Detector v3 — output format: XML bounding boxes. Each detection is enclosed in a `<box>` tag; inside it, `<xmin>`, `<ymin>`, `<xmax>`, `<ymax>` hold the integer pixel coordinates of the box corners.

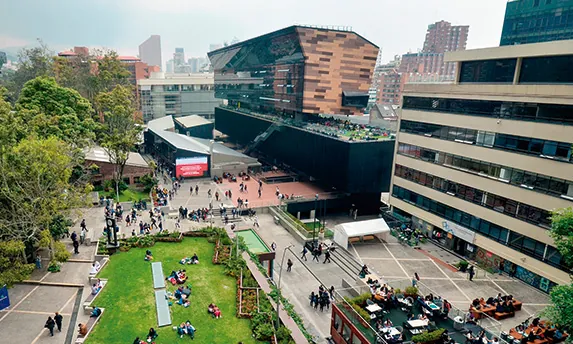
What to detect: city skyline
<box><xmin>0</xmin><ymin>0</ymin><xmax>507</xmax><ymax>65</ymax></box>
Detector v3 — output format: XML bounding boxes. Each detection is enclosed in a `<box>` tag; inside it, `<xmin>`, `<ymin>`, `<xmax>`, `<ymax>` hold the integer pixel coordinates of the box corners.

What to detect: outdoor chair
<box><xmin>396</xmin><ymin>326</ymin><xmax>404</xmax><ymax>333</ymax></box>
<box><xmin>367</xmin><ymin>299</ymin><xmax>375</xmax><ymax>306</ymax></box>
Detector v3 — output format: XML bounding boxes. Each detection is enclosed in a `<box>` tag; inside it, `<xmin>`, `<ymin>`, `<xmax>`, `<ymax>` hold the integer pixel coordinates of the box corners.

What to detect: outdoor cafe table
<box><xmin>366</xmin><ymin>304</ymin><xmax>383</xmax><ymax>313</ymax></box>
<box><xmin>408</xmin><ymin>319</ymin><xmax>429</xmax><ymax>328</ymax></box>
<box><xmin>381</xmin><ymin>327</ymin><xmax>402</xmax><ymax>337</ymax></box>
<box><xmin>426</xmin><ymin>302</ymin><xmax>440</xmax><ymax>311</ymax></box>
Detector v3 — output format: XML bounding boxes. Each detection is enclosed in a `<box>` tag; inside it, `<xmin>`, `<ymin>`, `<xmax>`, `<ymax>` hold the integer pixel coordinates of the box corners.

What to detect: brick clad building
<box><xmin>85</xmin><ymin>146</ymin><xmax>152</xmax><ymax>187</ymax></box>
<box><xmin>208</xmin><ymin>25</ymin><xmax>379</xmax><ymax>116</ymax></box>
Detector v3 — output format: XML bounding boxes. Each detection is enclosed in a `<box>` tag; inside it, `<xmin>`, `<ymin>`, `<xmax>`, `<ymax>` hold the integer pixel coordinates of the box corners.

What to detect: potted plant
<box><xmin>404</xmin><ymin>286</ymin><xmax>419</xmax><ymax>297</ymax></box>
<box><xmin>457</xmin><ymin>260</ymin><xmax>469</xmax><ymax>272</ymax></box>
<box><xmin>412</xmin><ymin>328</ymin><xmax>445</xmax><ymax>344</ymax></box>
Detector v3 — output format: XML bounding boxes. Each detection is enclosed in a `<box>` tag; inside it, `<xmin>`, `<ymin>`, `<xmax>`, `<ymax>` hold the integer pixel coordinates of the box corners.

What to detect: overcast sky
<box><xmin>0</xmin><ymin>0</ymin><xmax>507</xmax><ymax>66</ymax></box>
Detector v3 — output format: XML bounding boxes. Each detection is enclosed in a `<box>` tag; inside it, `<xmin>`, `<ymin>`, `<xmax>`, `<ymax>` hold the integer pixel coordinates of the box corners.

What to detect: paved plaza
<box><xmin>0</xmin><ymin>176</ymin><xmax>551</xmax><ymax>343</ymax></box>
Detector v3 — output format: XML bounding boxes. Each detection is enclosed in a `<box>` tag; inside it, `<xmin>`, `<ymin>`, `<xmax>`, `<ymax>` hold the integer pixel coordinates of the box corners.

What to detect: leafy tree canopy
<box><xmin>0</xmin><ymin>137</ymin><xmax>88</xmax><ymax>243</ymax></box>
<box><xmin>0</xmin><ymin>240</ymin><xmax>34</xmax><ymax>287</ymax></box>
<box><xmin>549</xmin><ymin>207</ymin><xmax>573</xmax><ymax>269</ymax></box>
<box><xmin>16</xmin><ymin>76</ymin><xmax>97</xmax><ymax>145</ymax></box>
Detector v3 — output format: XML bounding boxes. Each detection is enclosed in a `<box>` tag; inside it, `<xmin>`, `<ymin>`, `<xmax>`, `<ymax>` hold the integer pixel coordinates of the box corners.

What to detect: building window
<box><xmin>333</xmin><ymin>313</ymin><xmax>341</xmax><ymax>331</ymax></box>
<box><xmin>519</xmin><ymin>55</ymin><xmax>573</xmax><ymax>84</ymax></box>
<box><xmin>343</xmin><ymin>324</ymin><xmax>352</xmax><ymax>342</ymax></box>
<box><xmin>397</xmin><ymin>143</ymin><xmax>573</xmax><ymax>201</ymax></box>
<box><xmin>402</xmin><ymin>96</ymin><xmax>573</xmax><ymax>125</ymax></box>
<box><xmin>352</xmin><ymin>334</ymin><xmax>364</xmax><ymax>344</ymax></box>
<box><xmin>392</xmin><ymin>185</ymin><xmax>569</xmax><ymax>272</ymax></box>
<box><xmin>459</xmin><ymin>59</ymin><xmax>517</xmax><ymax>83</ymax></box>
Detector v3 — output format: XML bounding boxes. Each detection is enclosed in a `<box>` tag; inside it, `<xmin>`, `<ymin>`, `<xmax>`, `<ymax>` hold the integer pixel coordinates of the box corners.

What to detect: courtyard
<box><xmin>87</xmin><ymin>237</ymin><xmax>257</xmax><ymax>344</ymax></box>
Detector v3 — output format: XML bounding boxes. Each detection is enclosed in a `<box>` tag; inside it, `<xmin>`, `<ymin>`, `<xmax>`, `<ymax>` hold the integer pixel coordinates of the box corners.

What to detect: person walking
<box><xmin>329</xmin><ymin>286</ymin><xmax>335</xmax><ymax>300</ymax></box>
<box><xmin>312</xmin><ymin>248</ymin><xmax>320</xmax><ymax>262</ymax></box>
<box><xmin>323</xmin><ymin>250</ymin><xmax>331</xmax><ymax>264</ymax></box>
<box><xmin>54</xmin><ymin>312</ymin><xmax>63</xmax><ymax>332</ymax></box>
<box><xmin>468</xmin><ymin>265</ymin><xmax>475</xmax><ymax>281</ymax></box>
<box><xmin>45</xmin><ymin>316</ymin><xmax>55</xmax><ymax>336</ymax></box>
<box><xmin>286</xmin><ymin>259</ymin><xmax>293</xmax><ymax>272</ymax></box>
<box><xmin>72</xmin><ymin>240</ymin><xmax>79</xmax><ymax>255</ymax></box>
<box><xmin>253</xmin><ymin>215</ymin><xmax>260</xmax><ymax>228</ymax></box>
<box><xmin>309</xmin><ymin>292</ymin><xmax>316</xmax><ymax>307</ymax></box>
<box><xmin>258</xmin><ymin>188</ymin><xmax>262</xmax><ymax>198</ymax></box>
<box><xmin>215</xmin><ymin>191</ymin><xmax>219</xmax><ymax>201</ymax></box>
<box><xmin>70</xmin><ymin>231</ymin><xmax>78</xmax><ymax>243</ymax></box>
<box><xmin>195</xmin><ymin>184</ymin><xmax>199</xmax><ymax>195</ymax></box>
<box><xmin>301</xmin><ymin>246</ymin><xmax>308</xmax><ymax>261</ymax></box>
<box><xmin>190</xmin><ymin>186</ymin><xmax>193</xmax><ymax>195</ymax></box>
<box><xmin>80</xmin><ymin>227</ymin><xmax>88</xmax><ymax>245</ymax></box>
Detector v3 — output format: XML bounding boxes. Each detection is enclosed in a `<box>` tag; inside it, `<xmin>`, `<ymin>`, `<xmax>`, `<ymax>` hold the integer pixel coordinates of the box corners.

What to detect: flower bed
<box><xmin>154</xmin><ymin>231</ymin><xmax>183</xmax><ymax>242</ymax></box>
<box><xmin>212</xmin><ymin>241</ymin><xmax>231</xmax><ymax>264</ymax></box>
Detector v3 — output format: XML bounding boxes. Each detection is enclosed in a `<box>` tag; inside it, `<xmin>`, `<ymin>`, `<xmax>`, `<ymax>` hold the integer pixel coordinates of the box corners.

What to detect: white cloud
<box><xmin>0</xmin><ymin>34</ymin><xmax>31</xmax><ymax>48</ymax></box>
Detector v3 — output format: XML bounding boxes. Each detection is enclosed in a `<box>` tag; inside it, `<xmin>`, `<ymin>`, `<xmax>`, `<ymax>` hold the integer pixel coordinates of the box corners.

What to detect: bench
<box><xmin>75</xmin><ymin>308</ymin><xmax>105</xmax><ymax>343</ymax></box>
<box><xmin>494</xmin><ymin>311</ymin><xmax>515</xmax><ymax>320</ymax></box>
<box><xmin>154</xmin><ymin>289</ymin><xmax>171</xmax><ymax>327</ymax></box>
<box><xmin>151</xmin><ymin>262</ymin><xmax>166</xmax><ymax>289</ymax></box>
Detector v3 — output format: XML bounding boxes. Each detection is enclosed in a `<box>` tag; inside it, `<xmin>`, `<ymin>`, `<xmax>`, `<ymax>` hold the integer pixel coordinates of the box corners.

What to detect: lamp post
<box><xmin>276</xmin><ymin>244</ymin><xmax>294</xmax><ymax>330</ymax></box>
<box><xmin>312</xmin><ymin>194</ymin><xmax>319</xmax><ymax>248</ymax></box>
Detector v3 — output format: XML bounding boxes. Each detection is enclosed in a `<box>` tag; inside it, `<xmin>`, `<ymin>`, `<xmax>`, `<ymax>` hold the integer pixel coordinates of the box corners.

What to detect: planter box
<box><xmin>155</xmin><ymin>232</ymin><xmax>183</xmax><ymax>242</ymax></box>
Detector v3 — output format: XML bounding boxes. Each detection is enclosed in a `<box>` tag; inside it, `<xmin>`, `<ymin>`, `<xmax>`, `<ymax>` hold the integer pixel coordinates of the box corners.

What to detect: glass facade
<box><xmin>519</xmin><ymin>55</ymin><xmax>573</xmax><ymax>83</ymax></box>
<box><xmin>402</xmin><ymin>96</ymin><xmax>573</xmax><ymax>125</ymax></box>
<box><xmin>400</xmin><ymin>120</ymin><xmax>573</xmax><ymax>162</ymax></box>
<box><xmin>500</xmin><ymin>0</ymin><xmax>573</xmax><ymax>46</ymax></box>
<box><xmin>459</xmin><ymin>59</ymin><xmax>517</xmax><ymax>83</ymax></box>
<box><xmin>397</xmin><ymin>143</ymin><xmax>573</xmax><ymax>200</ymax></box>
<box><xmin>394</xmin><ymin>164</ymin><xmax>552</xmax><ymax>228</ymax></box>
<box><xmin>208</xmin><ymin>28</ymin><xmax>305</xmax><ymax>114</ymax></box>
<box><xmin>392</xmin><ymin>185</ymin><xmax>569</xmax><ymax>272</ymax></box>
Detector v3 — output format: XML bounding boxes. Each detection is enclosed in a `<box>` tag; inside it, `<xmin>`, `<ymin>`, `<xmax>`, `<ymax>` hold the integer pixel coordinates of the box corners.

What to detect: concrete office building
<box><xmin>138</xmin><ymin>72</ymin><xmax>222</xmax><ymax>123</ymax></box>
<box><xmin>500</xmin><ymin>0</ymin><xmax>573</xmax><ymax>46</ymax></box>
<box><xmin>388</xmin><ymin>40</ymin><xmax>573</xmax><ymax>291</ymax></box>
<box><xmin>139</xmin><ymin>35</ymin><xmax>162</xmax><ymax>69</ymax></box>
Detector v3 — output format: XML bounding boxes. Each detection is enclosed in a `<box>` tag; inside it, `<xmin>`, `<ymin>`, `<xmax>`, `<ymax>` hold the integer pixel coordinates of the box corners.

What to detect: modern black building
<box><xmin>174</xmin><ymin>115</ymin><xmax>214</xmax><ymax>139</ymax></box>
<box><xmin>500</xmin><ymin>0</ymin><xmax>573</xmax><ymax>46</ymax></box>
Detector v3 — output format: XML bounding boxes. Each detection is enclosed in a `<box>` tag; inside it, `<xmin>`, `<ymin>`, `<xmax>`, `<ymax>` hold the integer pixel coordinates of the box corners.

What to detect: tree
<box><xmin>16</xmin><ymin>76</ymin><xmax>97</xmax><ymax>146</ymax></box>
<box><xmin>0</xmin><ymin>87</ymin><xmax>27</xmax><ymax>149</ymax></box>
<box><xmin>6</xmin><ymin>40</ymin><xmax>54</xmax><ymax>102</ymax></box>
<box><xmin>0</xmin><ymin>240</ymin><xmax>35</xmax><ymax>287</ymax></box>
<box><xmin>549</xmin><ymin>208</ymin><xmax>573</xmax><ymax>269</ymax></box>
<box><xmin>543</xmin><ymin>208</ymin><xmax>573</xmax><ymax>330</ymax></box>
<box><xmin>0</xmin><ymin>137</ymin><xmax>88</xmax><ymax>243</ymax></box>
<box><xmin>95</xmin><ymin>85</ymin><xmax>142</xmax><ymax>200</ymax></box>
<box><xmin>543</xmin><ymin>284</ymin><xmax>573</xmax><ymax>329</ymax></box>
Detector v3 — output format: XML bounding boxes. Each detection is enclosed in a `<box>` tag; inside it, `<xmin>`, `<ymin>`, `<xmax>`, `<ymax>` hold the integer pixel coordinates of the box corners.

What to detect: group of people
<box><xmin>178</xmin><ymin>206</ymin><xmax>210</xmax><ymax>223</ymax></box>
<box><xmin>133</xmin><ymin>327</ymin><xmax>158</xmax><ymax>344</ymax></box>
<box><xmin>513</xmin><ymin>317</ymin><xmax>566</xmax><ymax>344</ymax></box>
<box><xmin>145</xmin><ymin>249</ymin><xmax>154</xmax><ymax>261</ymax></box>
<box><xmin>300</xmin><ymin>242</ymin><xmax>334</xmax><ymax>263</ymax></box>
<box><xmin>471</xmin><ymin>293</ymin><xmax>517</xmax><ymax>313</ymax></box>
<box><xmin>171</xmin><ymin>285</ymin><xmax>192</xmax><ymax>307</ymax></box>
<box><xmin>466</xmin><ymin>330</ymin><xmax>500</xmax><ymax>344</ymax></box>
<box><xmin>308</xmin><ymin>285</ymin><xmax>335</xmax><ymax>312</ymax></box>
<box><xmin>91</xmin><ymin>278</ymin><xmax>103</xmax><ymax>295</ymax></box>
<box><xmin>177</xmin><ymin>321</ymin><xmax>196</xmax><ymax>339</ymax></box>
<box><xmin>180</xmin><ymin>254</ymin><xmax>199</xmax><ymax>265</ymax></box>
<box><xmin>207</xmin><ymin>303</ymin><xmax>222</xmax><ymax>318</ymax></box>
<box><xmin>153</xmin><ymin>186</ymin><xmax>171</xmax><ymax>206</ymax></box>
<box><xmin>43</xmin><ymin>312</ymin><xmax>64</xmax><ymax>336</ymax></box>
<box><xmin>167</xmin><ymin>269</ymin><xmax>188</xmax><ymax>285</ymax></box>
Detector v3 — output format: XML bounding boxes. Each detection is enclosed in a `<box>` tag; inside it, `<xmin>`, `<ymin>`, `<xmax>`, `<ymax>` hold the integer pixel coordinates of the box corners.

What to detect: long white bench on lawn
<box><xmin>151</xmin><ymin>262</ymin><xmax>165</xmax><ymax>289</ymax></box>
<box><xmin>154</xmin><ymin>289</ymin><xmax>171</xmax><ymax>327</ymax></box>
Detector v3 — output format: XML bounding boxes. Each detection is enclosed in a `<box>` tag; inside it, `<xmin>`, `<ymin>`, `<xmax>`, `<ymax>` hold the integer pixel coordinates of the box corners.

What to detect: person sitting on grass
<box><xmin>208</xmin><ymin>303</ymin><xmax>215</xmax><ymax>315</ymax></box>
<box><xmin>147</xmin><ymin>327</ymin><xmax>158</xmax><ymax>341</ymax></box>
<box><xmin>191</xmin><ymin>253</ymin><xmax>199</xmax><ymax>264</ymax></box>
<box><xmin>182</xmin><ymin>285</ymin><xmax>191</xmax><ymax>297</ymax></box>
<box><xmin>145</xmin><ymin>250</ymin><xmax>153</xmax><ymax>261</ymax></box>
<box><xmin>177</xmin><ymin>294</ymin><xmax>190</xmax><ymax>307</ymax></box>
<box><xmin>178</xmin><ymin>321</ymin><xmax>196</xmax><ymax>339</ymax></box>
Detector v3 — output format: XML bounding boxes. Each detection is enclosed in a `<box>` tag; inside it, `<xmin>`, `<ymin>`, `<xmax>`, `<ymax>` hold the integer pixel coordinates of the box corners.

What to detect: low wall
<box><xmin>268</xmin><ymin>207</ymin><xmax>307</xmax><ymax>244</ymax></box>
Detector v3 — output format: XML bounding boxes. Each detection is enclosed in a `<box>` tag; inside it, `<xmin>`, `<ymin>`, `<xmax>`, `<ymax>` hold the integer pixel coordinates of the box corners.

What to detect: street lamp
<box><xmin>276</xmin><ymin>244</ymin><xmax>294</xmax><ymax>330</ymax></box>
<box><xmin>312</xmin><ymin>194</ymin><xmax>319</xmax><ymax>248</ymax></box>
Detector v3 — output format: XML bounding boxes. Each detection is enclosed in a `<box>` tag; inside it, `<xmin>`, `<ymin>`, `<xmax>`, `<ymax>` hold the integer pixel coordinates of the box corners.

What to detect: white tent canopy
<box><xmin>333</xmin><ymin>218</ymin><xmax>391</xmax><ymax>250</ymax></box>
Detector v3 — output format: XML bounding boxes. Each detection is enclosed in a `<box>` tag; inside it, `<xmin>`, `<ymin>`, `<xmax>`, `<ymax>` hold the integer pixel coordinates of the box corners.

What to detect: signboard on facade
<box><xmin>442</xmin><ymin>220</ymin><xmax>476</xmax><ymax>244</ymax></box>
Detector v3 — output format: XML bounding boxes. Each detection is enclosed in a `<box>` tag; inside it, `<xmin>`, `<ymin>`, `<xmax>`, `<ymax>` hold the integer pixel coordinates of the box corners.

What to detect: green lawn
<box><xmin>99</xmin><ymin>188</ymin><xmax>150</xmax><ymax>202</ymax></box>
<box><xmin>87</xmin><ymin>238</ymin><xmax>258</xmax><ymax>344</ymax></box>
<box><xmin>303</xmin><ymin>222</ymin><xmax>334</xmax><ymax>238</ymax></box>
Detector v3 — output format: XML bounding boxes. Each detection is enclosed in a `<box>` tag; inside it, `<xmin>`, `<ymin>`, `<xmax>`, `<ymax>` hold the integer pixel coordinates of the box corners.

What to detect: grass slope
<box><xmin>87</xmin><ymin>238</ymin><xmax>257</xmax><ymax>344</ymax></box>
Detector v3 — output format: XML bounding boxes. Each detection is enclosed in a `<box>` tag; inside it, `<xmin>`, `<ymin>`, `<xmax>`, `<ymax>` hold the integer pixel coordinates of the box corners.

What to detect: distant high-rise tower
<box><xmin>400</xmin><ymin>20</ymin><xmax>469</xmax><ymax>78</ymax></box>
<box><xmin>139</xmin><ymin>35</ymin><xmax>162</xmax><ymax>69</ymax></box>
<box><xmin>422</xmin><ymin>20</ymin><xmax>469</xmax><ymax>53</ymax></box>
<box><xmin>173</xmin><ymin>48</ymin><xmax>185</xmax><ymax>72</ymax></box>
<box><xmin>500</xmin><ymin>0</ymin><xmax>573</xmax><ymax>46</ymax></box>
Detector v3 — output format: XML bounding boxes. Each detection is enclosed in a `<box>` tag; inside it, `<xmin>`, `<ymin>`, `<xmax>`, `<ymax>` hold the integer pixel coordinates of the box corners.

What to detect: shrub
<box><xmin>276</xmin><ymin>325</ymin><xmax>292</xmax><ymax>342</ymax></box>
<box><xmin>47</xmin><ymin>261</ymin><xmax>61</xmax><ymax>273</ymax></box>
<box><xmin>412</xmin><ymin>328</ymin><xmax>445</xmax><ymax>343</ymax></box>
<box><xmin>351</xmin><ymin>303</ymin><xmax>371</xmax><ymax>323</ymax></box>
<box><xmin>349</xmin><ymin>293</ymin><xmax>372</xmax><ymax>306</ymax></box>
<box><xmin>405</xmin><ymin>286</ymin><xmax>419</xmax><ymax>296</ymax></box>
<box><xmin>54</xmin><ymin>241</ymin><xmax>71</xmax><ymax>263</ymax></box>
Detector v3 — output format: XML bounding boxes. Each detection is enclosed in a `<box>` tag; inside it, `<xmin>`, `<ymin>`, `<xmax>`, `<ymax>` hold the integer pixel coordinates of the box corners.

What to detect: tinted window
<box><xmin>520</xmin><ymin>55</ymin><xmax>573</xmax><ymax>84</ymax></box>
<box><xmin>460</xmin><ymin>59</ymin><xmax>517</xmax><ymax>83</ymax></box>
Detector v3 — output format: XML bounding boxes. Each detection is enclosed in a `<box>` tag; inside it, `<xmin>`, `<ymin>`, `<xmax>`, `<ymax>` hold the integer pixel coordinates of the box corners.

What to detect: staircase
<box><xmin>330</xmin><ymin>243</ymin><xmax>364</xmax><ymax>280</ymax></box>
<box><xmin>212</xmin><ymin>208</ymin><xmax>243</xmax><ymax>224</ymax></box>
<box><xmin>244</xmin><ymin>122</ymin><xmax>282</xmax><ymax>155</ymax></box>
